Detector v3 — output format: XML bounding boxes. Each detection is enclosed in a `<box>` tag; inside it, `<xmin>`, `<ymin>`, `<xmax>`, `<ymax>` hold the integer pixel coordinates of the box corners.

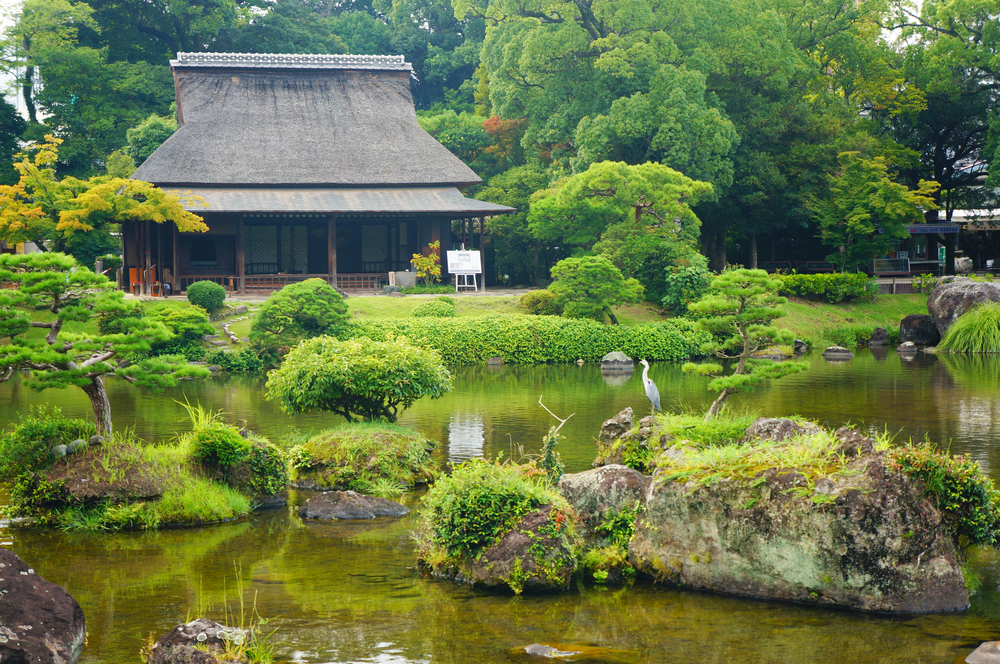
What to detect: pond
<box><xmin>3</xmin><ymin>350</ymin><xmax>1000</xmax><ymax>663</ymax></box>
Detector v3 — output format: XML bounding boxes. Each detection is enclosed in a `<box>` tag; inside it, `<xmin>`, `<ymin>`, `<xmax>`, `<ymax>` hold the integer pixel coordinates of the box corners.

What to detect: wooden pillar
<box><xmin>172</xmin><ymin>225</ymin><xmax>178</xmax><ymax>294</ymax></box>
<box><xmin>237</xmin><ymin>215</ymin><xmax>245</xmax><ymax>294</ymax></box>
<box><xmin>144</xmin><ymin>219</ymin><xmax>152</xmax><ymax>295</ymax></box>
<box><xmin>328</xmin><ymin>215</ymin><xmax>337</xmax><ymax>287</ymax></box>
<box><xmin>121</xmin><ymin>221</ymin><xmax>129</xmax><ymax>292</ymax></box>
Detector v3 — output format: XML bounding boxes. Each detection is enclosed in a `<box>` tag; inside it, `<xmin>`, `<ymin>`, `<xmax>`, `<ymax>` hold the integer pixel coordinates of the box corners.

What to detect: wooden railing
<box><xmin>175</xmin><ymin>273</ymin><xmax>390</xmax><ymax>294</ymax></box>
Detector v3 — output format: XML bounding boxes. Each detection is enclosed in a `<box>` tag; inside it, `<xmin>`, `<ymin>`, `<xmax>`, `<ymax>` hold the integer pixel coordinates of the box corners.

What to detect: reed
<box><xmin>939</xmin><ymin>302</ymin><xmax>1000</xmax><ymax>353</ymax></box>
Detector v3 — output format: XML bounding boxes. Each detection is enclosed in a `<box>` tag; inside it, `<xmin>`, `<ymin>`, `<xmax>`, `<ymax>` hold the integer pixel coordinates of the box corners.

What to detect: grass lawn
<box><xmin>776</xmin><ymin>294</ymin><xmax>928</xmax><ymax>346</ymax></box>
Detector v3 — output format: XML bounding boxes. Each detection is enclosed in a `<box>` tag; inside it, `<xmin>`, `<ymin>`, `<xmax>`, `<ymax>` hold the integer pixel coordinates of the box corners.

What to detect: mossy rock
<box><xmin>290</xmin><ymin>423</ymin><xmax>437</xmax><ymax>493</ymax></box>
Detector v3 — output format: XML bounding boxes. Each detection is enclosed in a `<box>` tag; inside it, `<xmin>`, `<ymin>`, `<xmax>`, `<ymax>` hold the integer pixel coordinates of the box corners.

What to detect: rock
<box><xmin>742</xmin><ymin>418</ymin><xmax>820</xmax><ymax>443</ymax></box>
<box><xmin>822</xmin><ymin>345</ymin><xmax>854</xmax><ymax>360</ymax></box>
<box><xmin>833</xmin><ymin>427</ymin><xmax>874</xmax><ymax>458</ymax></box>
<box><xmin>487</xmin><ymin>356</ymin><xmax>504</xmax><ymax>366</ymax></box>
<box><xmin>900</xmin><ymin>314</ymin><xmax>940</xmax><ymax>345</ymax></box>
<box><xmin>594</xmin><ymin>408</ymin><xmax>634</xmax><ymax>467</ymax></box>
<box><xmin>299</xmin><ymin>491</ymin><xmax>409</xmax><ymax>520</ymax></box>
<box><xmin>66</xmin><ymin>439</ymin><xmax>87</xmax><ymax>455</ymax></box>
<box><xmin>146</xmin><ymin>618</ymin><xmax>251</xmax><ymax>664</ymax></box>
<box><xmin>448</xmin><ymin>505</ymin><xmax>577</xmax><ymax>592</ymax></box>
<box><xmin>209</xmin><ymin>340</ymin><xmax>229</xmax><ymax>346</ymax></box>
<box><xmin>752</xmin><ymin>346</ymin><xmax>794</xmax><ymax>360</ymax></box>
<box><xmin>967</xmin><ymin>641</ymin><xmax>1000</xmax><ymax>664</ymax></box>
<box><xmin>382</xmin><ymin>285</ymin><xmax>403</xmax><ymax>295</ymax></box>
<box><xmin>511</xmin><ymin>643</ymin><xmax>640</xmax><ymax>662</ymax></box>
<box><xmin>601</xmin><ymin>351</ymin><xmax>633</xmax><ymax>368</ymax></box>
<box><xmin>576</xmin><ymin>358</ymin><xmax>585</xmax><ymax>365</ymax></box>
<box><xmin>558</xmin><ymin>465</ymin><xmax>649</xmax><ymax>542</ymax></box>
<box><xmin>233</xmin><ymin>304</ymin><xmax>248</xmax><ymax>314</ymax></box>
<box><xmin>207</xmin><ymin>365</ymin><xmax>223</xmax><ymax>373</ymax></box>
<box><xmin>794</xmin><ymin>339</ymin><xmax>808</xmax><ymax>354</ymax></box>
<box><xmin>201</xmin><ymin>334</ymin><xmax>219</xmax><ymax>341</ymax></box>
<box><xmin>897</xmin><ymin>341</ymin><xmax>918</xmax><ymax>353</ymax></box>
<box><xmin>523</xmin><ymin>644</ymin><xmax>582</xmax><ymax>658</ymax></box>
<box><xmin>50</xmin><ymin>444</ymin><xmax>67</xmax><ymax>459</ymax></box>
<box><xmin>629</xmin><ymin>454</ymin><xmax>969</xmax><ymax>613</ymax></box>
<box><xmin>87</xmin><ymin>435</ymin><xmax>105</xmax><ymax>447</ymax></box>
<box><xmin>868</xmin><ymin>327</ymin><xmax>889</xmax><ymax>347</ymax></box>
<box><xmin>0</xmin><ymin>549</ymin><xmax>86</xmax><ymax>664</ymax></box>
<box><xmin>927</xmin><ymin>278</ymin><xmax>1000</xmax><ymax>336</ymax></box>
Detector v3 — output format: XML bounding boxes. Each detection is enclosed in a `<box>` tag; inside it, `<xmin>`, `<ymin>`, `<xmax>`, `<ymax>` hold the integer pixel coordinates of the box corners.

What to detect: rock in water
<box><xmin>628</xmin><ymin>452</ymin><xmax>969</xmax><ymax>613</ymax></box>
<box><xmin>299</xmin><ymin>490</ymin><xmax>409</xmax><ymax>520</ymax></box>
<box><xmin>600</xmin><ymin>351</ymin><xmax>633</xmax><ymax>367</ymax></box>
<box><xmin>0</xmin><ymin>549</ymin><xmax>86</xmax><ymax>664</ymax></box>
<box><xmin>559</xmin><ymin>465</ymin><xmax>649</xmax><ymax>542</ymax></box>
<box><xmin>822</xmin><ymin>346</ymin><xmax>854</xmax><ymax>360</ymax></box>
<box><xmin>966</xmin><ymin>641</ymin><xmax>1000</xmax><ymax>664</ymax></box>
<box><xmin>147</xmin><ymin>618</ymin><xmax>251</xmax><ymax>664</ymax></box>
<box><xmin>900</xmin><ymin>314</ymin><xmax>940</xmax><ymax>345</ymax></box>
<box><xmin>869</xmin><ymin>327</ymin><xmax>889</xmax><ymax>347</ymax></box>
<box><xmin>927</xmin><ymin>278</ymin><xmax>1000</xmax><ymax>336</ymax></box>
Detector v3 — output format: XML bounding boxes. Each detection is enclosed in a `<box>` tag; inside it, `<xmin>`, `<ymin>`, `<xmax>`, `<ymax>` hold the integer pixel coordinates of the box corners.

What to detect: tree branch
<box><xmin>538</xmin><ymin>395</ymin><xmax>575</xmax><ymax>435</ymax></box>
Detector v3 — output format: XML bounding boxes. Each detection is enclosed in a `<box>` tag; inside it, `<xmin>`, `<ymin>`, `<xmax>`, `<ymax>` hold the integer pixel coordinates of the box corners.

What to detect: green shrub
<box><xmin>413</xmin><ymin>300</ymin><xmax>458</xmax><ymax>318</ymax></box>
<box><xmin>97</xmin><ymin>254</ymin><xmax>123</xmax><ymax>272</ymax></box>
<box><xmin>938</xmin><ymin>302</ymin><xmax>1000</xmax><ymax>353</ymax></box>
<box><xmin>148</xmin><ymin>304</ymin><xmax>214</xmax><ymax>340</ymax></box>
<box><xmin>250</xmin><ymin>278</ymin><xmax>349</xmax><ymax>351</ymax></box>
<box><xmin>186</xmin><ymin>280</ymin><xmax>227</xmax><ymax>313</ymax></box>
<box><xmin>778</xmin><ymin>273</ymin><xmax>878</xmax><ymax>303</ymax></box>
<box><xmin>662</xmin><ymin>263</ymin><xmax>712</xmax><ymax>315</ymax></box>
<box><xmin>225</xmin><ymin>438</ymin><xmax>289</xmax><ymax>496</ymax></box>
<box><xmin>400</xmin><ymin>284</ymin><xmax>455</xmax><ymax>294</ymax></box>
<box><xmin>888</xmin><ymin>443</ymin><xmax>1000</xmax><ymax>548</ymax></box>
<box><xmin>293</xmin><ymin>422</ymin><xmax>437</xmax><ymax>492</ymax></box>
<box><xmin>97</xmin><ymin>301</ymin><xmax>146</xmax><ymax>335</ymax></box>
<box><xmin>550</xmin><ymin>256</ymin><xmax>643</xmax><ymax>322</ymax></box>
<box><xmin>205</xmin><ymin>347</ymin><xmax>263</xmax><ymax>373</ymax></box>
<box><xmin>658</xmin><ymin>412</ymin><xmax>758</xmax><ymax>447</ymax></box>
<box><xmin>190</xmin><ymin>422</ymin><xmax>253</xmax><ymax>467</ymax></box>
<box><xmin>436</xmin><ymin>296</ymin><xmax>456</xmax><ymax>306</ymax></box>
<box><xmin>519</xmin><ymin>290</ymin><xmax>563</xmax><ymax>316</ymax></box>
<box><xmin>824</xmin><ymin>323</ymin><xmax>901</xmax><ymax>348</ymax></box>
<box><xmin>913</xmin><ymin>273</ymin><xmax>938</xmax><ymax>293</ymax></box>
<box><xmin>344</xmin><ymin>315</ymin><xmax>710</xmax><ymax>365</ymax></box>
<box><xmin>0</xmin><ymin>407</ymin><xmax>96</xmax><ymax>479</ymax></box>
<box><xmin>417</xmin><ymin>459</ymin><xmax>568</xmax><ymax>557</ymax></box>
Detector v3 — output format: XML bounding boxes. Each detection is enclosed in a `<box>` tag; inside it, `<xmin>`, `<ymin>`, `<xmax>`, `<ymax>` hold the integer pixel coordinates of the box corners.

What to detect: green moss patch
<box><xmin>290</xmin><ymin>422</ymin><xmax>437</xmax><ymax>495</ymax></box>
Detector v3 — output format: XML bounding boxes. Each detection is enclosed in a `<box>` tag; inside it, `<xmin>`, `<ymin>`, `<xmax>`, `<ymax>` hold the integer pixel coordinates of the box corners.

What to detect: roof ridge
<box><xmin>171</xmin><ymin>52</ymin><xmax>412</xmax><ymax>71</ymax></box>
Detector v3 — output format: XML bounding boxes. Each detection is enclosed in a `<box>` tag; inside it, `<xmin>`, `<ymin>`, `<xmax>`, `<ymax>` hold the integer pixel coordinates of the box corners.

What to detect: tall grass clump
<box><xmin>938</xmin><ymin>302</ymin><xmax>1000</xmax><ymax>353</ymax></box>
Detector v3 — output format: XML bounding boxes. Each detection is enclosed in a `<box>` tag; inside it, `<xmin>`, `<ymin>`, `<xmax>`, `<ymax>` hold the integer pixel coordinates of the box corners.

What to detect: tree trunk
<box><xmin>749</xmin><ymin>232</ymin><xmax>758</xmax><ymax>269</ymax></box>
<box><xmin>702</xmin><ymin>225</ymin><xmax>728</xmax><ymax>272</ymax></box>
<box><xmin>22</xmin><ymin>64</ymin><xmax>36</xmax><ymax>125</ymax></box>
<box><xmin>706</xmin><ymin>388</ymin><xmax>731</xmax><ymax>420</ymax></box>
<box><xmin>82</xmin><ymin>377</ymin><xmax>113</xmax><ymax>435</ymax></box>
<box><xmin>608</xmin><ymin>310</ymin><xmax>620</xmax><ymax>325</ymax></box>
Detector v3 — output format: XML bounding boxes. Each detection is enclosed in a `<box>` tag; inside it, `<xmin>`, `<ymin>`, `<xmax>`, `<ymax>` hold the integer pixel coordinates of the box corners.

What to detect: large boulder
<box><xmin>927</xmin><ymin>278</ymin><xmax>1000</xmax><ymax>336</ymax></box>
<box><xmin>869</xmin><ymin>327</ymin><xmax>889</xmax><ymax>347</ymax></box>
<box><xmin>299</xmin><ymin>491</ymin><xmax>409</xmax><ymax>519</ymax></box>
<box><xmin>593</xmin><ymin>408</ymin><xmax>634</xmax><ymax>467</ymax></box>
<box><xmin>146</xmin><ymin>618</ymin><xmax>252</xmax><ymax>664</ymax></box>
<box><xmin>629</xmin><ymin>454</ymin><xmax>969</xmax><ymax>613</ymax></box>
<box><xmin>0</xmin><ymin>549</ymin><xmax>86</xmax><ymax>664</ymax></box>
<box><xmin>442</xmin><ymin>506</ymin><xmax>578</xmax><ymax>593</ymax></box>
<box><xmin>742</xmin><ymin>418</ymin><xmax>820</xmax><ymax>443</ymax></box>
<box><xmin>558</xmin><ymin>465</ymin><xmax>649</xmax><ymax>542</ymax></box>
<box><xmin>900</xmin><ymin>314</ymin><xmax>941</xmax><ymax>345</ymax></box>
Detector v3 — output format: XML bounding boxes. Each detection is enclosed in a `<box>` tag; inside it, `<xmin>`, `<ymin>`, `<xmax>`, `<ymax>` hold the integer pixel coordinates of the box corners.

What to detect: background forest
<box><xmin>0</xmin><ymin>0</ymin><xmax>997</xmax><ymax>293</ymax></box>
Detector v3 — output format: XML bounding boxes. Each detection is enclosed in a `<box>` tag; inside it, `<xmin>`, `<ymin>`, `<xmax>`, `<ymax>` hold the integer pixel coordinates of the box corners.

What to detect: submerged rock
<box><xmin>299</xmin><ymin>490</ymin><xmax>409</xmax><ymax>520</ymax></box>
<box><xmin>900</xmin><ymin>314</ymin><xmax>940</xmax><ymax>346</ymax></box>
<box><xmin>147</xmin><ymin>618</ymin><xmax>251</xmax><ymax>664</ymax></box>
<box><xmin>0</xmin><ymin>549</ymin><xmax>86</xmax><ymax>664</ymax></box>
<box><xmin>629</xmin><ymin>451</ymin><xmax>968</xmax><ymax>613</ymax></box>
<box><xmin>927</xmin><ymin>278</ymin><xmax>1000</xmax><ymax>336</ymax></box>
<box><xmin>510</xmin><ymin>643</ymin><xmax>641</xmax><ymax>662</ymax></box>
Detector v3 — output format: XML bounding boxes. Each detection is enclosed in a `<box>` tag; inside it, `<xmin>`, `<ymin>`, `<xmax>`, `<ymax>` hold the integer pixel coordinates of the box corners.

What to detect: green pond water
<box><xmin>3</xmin><ymin>350</ymin><xmax>1000</xmax><ymax>663</ymax></box>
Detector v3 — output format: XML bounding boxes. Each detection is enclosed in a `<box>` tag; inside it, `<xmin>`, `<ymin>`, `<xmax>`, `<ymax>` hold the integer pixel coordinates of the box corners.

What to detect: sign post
<box><xmin>446</xmin><ymin>250</ymin><xmax>482</xmax><ymax>293</ymax></box>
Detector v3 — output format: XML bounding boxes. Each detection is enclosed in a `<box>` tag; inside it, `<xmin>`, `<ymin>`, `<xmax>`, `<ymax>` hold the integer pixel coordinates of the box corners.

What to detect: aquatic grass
<box><xmin>154</xmin><ymin>475</ymin><xmax>252</xmax><ymax>525</ymax></box>
<box><xmin>655</xmin><ymin>411</ymin><xmax>759</xmax><ymax>447</ymax></box>
<box><xmin>938</xmin><ymin>302</ymin><xmax>1000</xmax><ymax>353</ymax></box>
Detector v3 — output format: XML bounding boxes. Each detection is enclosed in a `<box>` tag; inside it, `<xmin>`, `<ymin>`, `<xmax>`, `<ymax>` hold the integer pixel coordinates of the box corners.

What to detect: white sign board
<box><xmin>446</xmin><ymin>250</ymin><xmax>482</xmax><ymax>275</ymax></box>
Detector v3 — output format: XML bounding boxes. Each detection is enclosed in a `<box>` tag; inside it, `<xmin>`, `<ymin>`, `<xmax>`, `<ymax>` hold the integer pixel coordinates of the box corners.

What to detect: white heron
<box><xmin>639</xmin><ymin>359</ymin><xmax>661</xmax><ymax>415</ymax></box>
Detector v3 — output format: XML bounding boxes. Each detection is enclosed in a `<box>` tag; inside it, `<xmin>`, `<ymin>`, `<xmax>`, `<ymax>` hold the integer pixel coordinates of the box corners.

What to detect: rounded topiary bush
<box><xmin>250</xmin><ymin>278</ymin><xmax>349</xmax><ymax>351</ymax></box>
<box><xmin>190</xmin><ymin>422</ymin><xmax>252</xmax><ymax>467</ymax></box>
<box><xmin>519</xmin><ymin>289</ymin><xmax>562</xmax><ymax>316</ymax></box>
<box><xmin>413</xmin><ymin>300</ymin><xmax>457</xmax><ymax>318</ymax></box>
<box><xmin>186</xmin><ymin>280</ymin><xmax>226</xmax><ymax>313</ymax></box>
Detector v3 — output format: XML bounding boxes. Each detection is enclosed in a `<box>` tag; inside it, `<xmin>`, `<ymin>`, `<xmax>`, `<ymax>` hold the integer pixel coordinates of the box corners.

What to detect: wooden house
<box><xmin>125</xmin><ymin>52</ymin><xmax>513</xmax><ymax>294</ymax></box>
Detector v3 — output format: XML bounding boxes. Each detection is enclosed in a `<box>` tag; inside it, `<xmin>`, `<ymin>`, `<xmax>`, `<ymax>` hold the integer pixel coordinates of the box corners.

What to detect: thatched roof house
<box><xmin>126</xmin><ymin>52</ymin><xmax>513</xmax><ymax>294</ymax></box>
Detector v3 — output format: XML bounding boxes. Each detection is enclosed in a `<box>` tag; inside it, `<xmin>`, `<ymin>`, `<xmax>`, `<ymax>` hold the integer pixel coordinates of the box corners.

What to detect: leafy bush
<box><xmin>97</xmin><ymin>254</ymin><xmax>123</xmax><ymax>272</ymax></box>
<box><xmin>417</xmin><ymin>459</ymin><xmax>568</xmax><ymax>557</ymax></box>
<box><xmin>436</xmin><ymin>296</ymin><xmax>456</xmax><ymax>306</ymax></box>
<box><xmin>400</xmin><ymin>285</ymin><xmax>456</xmax><ymax>294</ymax></box>
<box><xmin>148</xmin><ymin>304</ymin><xmax>214</xmax><ymax>340</ymax></box>
<box><xmin>938</xmin><ymin>302</ymin><xmax>1000</xmax><ymax>353</ymax></box>
<box><xmin>0</xmin><ymin>407</ymin><xmax>96</xmax><ymax>478</ymax></box>
<box><xmin>519</xmin><ymin>290</ymin><xmax>563</xmax><ymax>316</ymax></box>
<box><xmin>186</xmin><ymin>280</ymin><xmax>227</xmax><ymax>313</ymax></box>
<box><xmin>888</xmin><ymin>443</ymin><xmax>1000</xmax><ymax>548</ymax></box>
<box><xmin>778</xmin><ymin>273</ymin><xmax>878</xmax><ymax>304</ymax></box>
<box><xmin>913</xmin><ymin>273</ymin><xmax>938</xmax><ymax>293</ymax></box>
<box><xmin>412</xmin><ymin>241</ymin><xmax>442</xmax><ymax>285</ymax></box>
<box><xmin>292</xmin><ymin>422</ymin><xmax>437</xmax><ymax>492</ymax></box>
<box><xmin>266</xmin><ymin>336</ymin><xmax>453</xmax><ymax>422</ymax></box>
<box><xmin>550</xmin><ymin>256</ymin><xmax>643</xmax><ymax>322</ymax></box>
<box><xmin>190</xmin><ymin>422</ymin><xmax>253</xmax><ymax>467</ymax></box>
<box><xmin>226</xmin><ymin>439</ymin><xmax>289</xmax><ymax>496</ymax></box>
<box><xmin>250</xmin><ymin>278</ymin><xmax>349</xmax><ymax>351</ymax></box>
<box><xmin>662</xmin><ymin>262</ymin><xmax>712</xmax><ymax>315</ymax></box>
<box><xmin>205</xmin><ymin>347</ymin><xmax>264</xmax><ymax>373</ymax></box>
<box><xmin>97</xmin><ymin>301</ymin><xmax>146</xmax><ymax>335</ymax></box>
<box><xmin>824</xmin><ymin>323</ymin><xmax>901</xmax><ymax>348</ymax></box>
<box><xmin>345</xmin><ymin>315</ymin><xmax>710</xmax><ymax>365</ymax></box>
<box><xmin>413</xmin><ymin>300</ymin><xmax>457</xmax><ymax>318</ymax></box>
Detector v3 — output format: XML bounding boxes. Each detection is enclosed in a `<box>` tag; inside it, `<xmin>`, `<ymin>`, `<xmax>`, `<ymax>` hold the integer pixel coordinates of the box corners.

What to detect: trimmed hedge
<box><xmin>344</xmin><ymin>314</ymin><xmax>710</xmax><ymax>365</ymax></box>
<box><xmin>186</xmin><ymin>280</ymin><xmax>226</xmax><ymax>312</ymax></box>
<box><xmin>778</xmin><ymin>273</ymin><xmax>878</xmax><ymax>304</ymax></box>
<box><xmin>413</xmin><ymin>300</ymin><xmax>457</xmax><ymax>317</ymax></box>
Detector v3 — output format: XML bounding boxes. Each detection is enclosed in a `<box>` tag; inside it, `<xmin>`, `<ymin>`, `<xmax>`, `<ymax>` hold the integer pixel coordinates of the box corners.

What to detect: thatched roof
<box><xmin>133</xmin><ymin>53</ymin><xmax>482</xmax><ymax>188</ymax></box>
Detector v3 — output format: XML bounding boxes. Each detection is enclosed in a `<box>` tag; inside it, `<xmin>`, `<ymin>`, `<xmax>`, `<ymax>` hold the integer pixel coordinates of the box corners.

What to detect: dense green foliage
<box><xmin>888</xmin><ymin>443</ymin><xmax>1000</xmax><ymax>549</ymax></box>
<box><xmin>778</xmin><ymin>273</ymin><xmax>879</xmax><ymax>304</ymax></box>
<box><xmin>290</xmin><ymin>423</ymin><xmax>437</xmax><ymax>494</ymax></box>
<box><xmin>417</xmin><ymin>459</ymin><xmax>568</xmax><ymax>557</ymax></box>
<box><xmin>0</xmin><ymin>407</ymin><xmax>95</xmax><ymax>478</ymax></box>
<box><xmin>205</xmin><ymin>348</ymin><xmax>264</xmax><ymax>373</ymax></box>
<box><xmin>412</xmin><ymin>300</ymin><xmax>458</xmax><ymax>318</ymax></box>
<box><xmin>186</xmin><ymin>280</ymin><xmax>226</xmax><ymax>313</ymax></box>
<box><xmin>938</xmin><ymin>303</ymin><xmax>1000</xmax><ymax>353</ymax></box>
<box><xmin>823</xmin><ymin>324</ymin><xmax>901</xmax><ymax>349</ymax></box>
<box><xmin>191</xmin><ymin>422</ymin><xmax>253</xmax><ymax>467</ymax></box>
<box><xmin>519</xmin><ymin>290</ymin><xmax>562</xmax><ymax>316</ymax></box>
<box><xmin>549</xmin><ymin>256</ymin><xmax>643</xmax><ymax>323</ymax></box>
<box><xmin>661</xmin><ymin>261</ymin><xmax>713</xmax><ymax>315</ymax></box>
<box><xmin>266</xmin><ymin>336</ymin><xmax>453</xmax><ymax>422</ymax></box>
<box><xmin>250</xmin><ymin>278</ymin><xmax>350</xmax><ymax>351</ymax></box>
<box><xmin>346</xmin><ymin>315</ymin><xmax>710</xmax><ymax>365</ymax></box>
<box><xmin>684</xmin><ymin>269</ymin><xmax>807</xmax><ymax>418</ymax></box>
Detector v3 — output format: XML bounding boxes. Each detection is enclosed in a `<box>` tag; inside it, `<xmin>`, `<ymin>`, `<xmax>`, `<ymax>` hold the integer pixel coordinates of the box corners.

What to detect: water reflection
<box><xmin>446</xmin><ymin>413</ymin><xmax>485</xmax><ymax>462</ymax></box>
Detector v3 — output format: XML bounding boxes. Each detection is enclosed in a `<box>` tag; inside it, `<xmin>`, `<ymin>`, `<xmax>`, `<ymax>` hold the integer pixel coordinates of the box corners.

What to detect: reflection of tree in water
<box><xmin>447</xmin><ymin>413</ymin><xmax>485</xmax><ymax>462</ymax></box>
